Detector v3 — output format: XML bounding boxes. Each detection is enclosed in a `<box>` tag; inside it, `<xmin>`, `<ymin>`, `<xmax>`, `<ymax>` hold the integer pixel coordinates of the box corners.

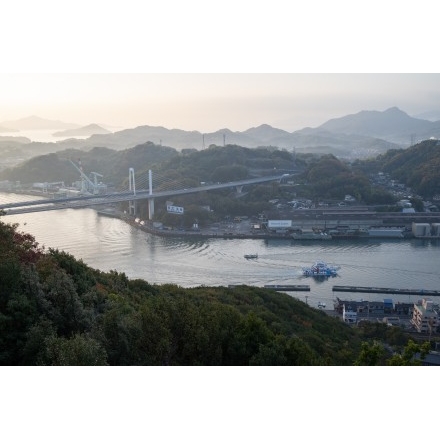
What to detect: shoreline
<box><xmin>96</xmin><ymin>208</ymin><xmax>440</xmax><ymax>241</ymax></box>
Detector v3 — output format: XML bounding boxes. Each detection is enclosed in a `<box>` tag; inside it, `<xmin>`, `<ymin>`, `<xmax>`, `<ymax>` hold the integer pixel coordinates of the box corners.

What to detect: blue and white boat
<box><xmin>302</xmin><ymin>260</ymin><xmax>339</xmax><ymax>277</ymax></box>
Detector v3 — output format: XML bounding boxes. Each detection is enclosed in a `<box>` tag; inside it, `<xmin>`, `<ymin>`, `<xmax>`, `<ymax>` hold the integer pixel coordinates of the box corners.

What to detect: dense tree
<box><xmin>301</xmin><ymin>155</ymin><xmax>373</xmax><ymax>202</ymax></box>
<box><xmin>354</xmin><ymin>341</ymin><xmax>386</xmax><ymax>366</ymax></box>
<box><xmin>40</xmin><ymin>333</ymin><xmax>108</xmax><ymax>366</ymax></box>
<box><xmin>387</xmin><ymin>340</ymin><xmax>431</xmax><ymax>366</ymax></box>
<box><xmin>211</xmin><ymin>164</ymin><xmax>249</xmax><ymax>183</ymax></box>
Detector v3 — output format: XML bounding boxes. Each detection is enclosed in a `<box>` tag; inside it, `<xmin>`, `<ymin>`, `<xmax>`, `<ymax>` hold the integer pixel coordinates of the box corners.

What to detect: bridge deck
<box><xmin>0</xmin><ymin>174</ymin><xmax>286</xmax><ymax>215</ymax></box>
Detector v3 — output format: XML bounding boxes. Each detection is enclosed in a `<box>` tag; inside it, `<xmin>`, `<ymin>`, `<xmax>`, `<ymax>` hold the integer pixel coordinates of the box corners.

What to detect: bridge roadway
<box><xmin>0</xmin><ymin>175</ymin><xmax>287</xmax><ymax>215</ymax></box>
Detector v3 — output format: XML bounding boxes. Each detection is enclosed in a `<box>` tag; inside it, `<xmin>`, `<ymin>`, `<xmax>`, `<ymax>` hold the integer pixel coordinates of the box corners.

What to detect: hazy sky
<box><xmin>1</xmin><ymin>73</ymin><xmax>440</xmax><ymax>133</ymax></box>
<box><xmin>1</xmin><ymin>2</ymin><xmax>439</xmax><ymax>133</ymax></box>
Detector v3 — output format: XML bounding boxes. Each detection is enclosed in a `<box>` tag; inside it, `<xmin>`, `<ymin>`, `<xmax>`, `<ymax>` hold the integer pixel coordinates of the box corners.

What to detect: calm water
<box><xmin>2</xmin><ymin>192</ymin><xmax>440</xmax><ymax>309</ymax></box>
<box><xmin>0</xmin><ymin>129</ymin><xmax>92</xmax><ymax>144</ymax></box>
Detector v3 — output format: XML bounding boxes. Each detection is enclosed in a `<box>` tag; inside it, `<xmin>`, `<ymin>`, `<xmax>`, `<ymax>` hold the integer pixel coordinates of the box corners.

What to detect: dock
<box><xmin>264</xmin><ymin>284</ymin><xmax>310</xmax><ymax>292</ymax></box>
<box><xmin>332</xmin><ymin>285</ymin><xmax>440</xmax><ymax>296</ymax></box>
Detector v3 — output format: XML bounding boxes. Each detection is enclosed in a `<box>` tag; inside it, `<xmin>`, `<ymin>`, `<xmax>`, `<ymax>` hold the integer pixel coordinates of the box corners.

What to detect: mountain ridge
<box><xmin>317</xmin><ymin>107</ymin><xmax>440</xmax><ymax>143</ymax></box>
<box><xmin>2</xmin><ymin>108</ymin><xmax>440</xmax><ymax>162</ymax></box>
<box><xmin>81</xmin><ymin>107</ymin><xmax>440</xmax><ymax>152</ymax></box>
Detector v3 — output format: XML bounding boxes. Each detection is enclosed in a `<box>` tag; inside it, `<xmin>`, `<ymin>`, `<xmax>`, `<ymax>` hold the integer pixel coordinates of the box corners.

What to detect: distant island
<box><xmin>52</xmin><ymin>123</ymin><xmax>111</xmax><ymax>137</ymax></box>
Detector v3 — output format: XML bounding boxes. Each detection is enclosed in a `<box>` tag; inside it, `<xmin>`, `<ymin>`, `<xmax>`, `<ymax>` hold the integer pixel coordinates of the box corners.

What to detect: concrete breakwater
<box><xmin>332</xmin><ymin>285</ymin><xmax>440</xmax><ymax>296</ymax></box>
<box><xmin>263</xmin><ymin>285</ymin><xmax>311</xmax><ymax>291</ymax></box>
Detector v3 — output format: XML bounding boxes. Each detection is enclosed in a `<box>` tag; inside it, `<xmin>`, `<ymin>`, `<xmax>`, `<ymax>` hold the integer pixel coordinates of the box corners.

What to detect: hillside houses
<box><xmin>334</xmin><ymin>297</ymin><xmax>440</xmax><ymax>334</ymax></box>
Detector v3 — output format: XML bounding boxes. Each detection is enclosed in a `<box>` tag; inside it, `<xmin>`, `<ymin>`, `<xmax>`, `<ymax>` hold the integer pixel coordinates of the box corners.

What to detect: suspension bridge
<box><xmin>0</xmin><ymin>168</ymin><xmax>292</xmax><ymax>218</ymax></box>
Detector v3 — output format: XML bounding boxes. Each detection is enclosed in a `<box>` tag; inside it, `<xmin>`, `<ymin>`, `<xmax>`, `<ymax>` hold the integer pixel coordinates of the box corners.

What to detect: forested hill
<box><xmin>0</xmin><ymin>142</ymin><xmax>179</xmax><ymax>186</ymax></box>
<box><xmin>3</xmin><ymin>139</ymin><xmax>440</xmax><ymax>208</ymax></box>
<box><xmin>0</xmin><ymin>217</ymin><xmax>419</xmax><ymax>366</ymax></box>
<box><xmin>354</xmin><ymin>139</ymin><xmax>440</xmax><ymax>198</ymax></box>
<box><xmin>3</xmin><ymin>138</ymin><xmax>440</xmax><ymax>209</ymax></box>
<box><xmin>0</xmin><ymin>143</ymin><xmax>299</xmax><ymax>187</ymax></box>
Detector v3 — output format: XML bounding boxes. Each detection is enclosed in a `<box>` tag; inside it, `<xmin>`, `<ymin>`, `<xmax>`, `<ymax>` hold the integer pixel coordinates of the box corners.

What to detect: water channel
<box><xmin>3</xmin><ymin>192</ymin><xmax>440</xmax><ymax>309</ymax></box>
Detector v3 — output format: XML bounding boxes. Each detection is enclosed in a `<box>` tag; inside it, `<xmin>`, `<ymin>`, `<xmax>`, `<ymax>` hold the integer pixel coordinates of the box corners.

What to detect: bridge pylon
<box><xmin>148</xmin><ymin>170</ymin><xmax>154</xmax><ymax>220</ymax></box>
<box><xmin>129</xmin><ymin>168</ymin><xmax>136</xmax><ymax>216</ymax></box>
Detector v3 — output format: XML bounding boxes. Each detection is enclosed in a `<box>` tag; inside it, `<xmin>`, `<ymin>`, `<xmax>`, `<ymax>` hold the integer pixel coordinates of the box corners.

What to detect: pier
<box><xmin>332</xmin><ymin>285</ymin><xmax>440</xmax><ymax>296</ymax></box>
<box><xmin>263</xmin><ymin>284</ymin><xmax>310</xmax><ymax>292</ymax></box>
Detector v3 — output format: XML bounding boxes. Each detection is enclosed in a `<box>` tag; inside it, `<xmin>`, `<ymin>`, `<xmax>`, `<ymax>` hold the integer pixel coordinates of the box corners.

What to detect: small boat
<box><xmin>302</xmin><ymin>260</ymin><xmax>339</xmax><ymax>277</ymax></box>
<box><xmin>244</xmin><ymin>253</ymin><xmax>258</xmax><ymax>259</ymax></box>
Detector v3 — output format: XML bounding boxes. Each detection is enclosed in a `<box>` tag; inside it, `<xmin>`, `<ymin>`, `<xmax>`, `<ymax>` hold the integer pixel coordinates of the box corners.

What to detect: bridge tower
<box><xmin>148</xmin><ymin>169</ymin><xmax>154</xmax><ymax>220</ymax></box>
<box><xmin>128</xmin><ymin>168</ymin><xmax>136</xmax><ymax>216</ymax></box>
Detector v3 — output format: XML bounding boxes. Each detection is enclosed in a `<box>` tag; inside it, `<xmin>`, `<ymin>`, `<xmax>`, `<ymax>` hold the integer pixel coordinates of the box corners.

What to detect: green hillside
<box><xmin>0</xmin><ymin>142</ymin><xmax>179</xmax><ymax>187</ymax></box>
<box><xmin>354</xmin><ymin>139</ymin><xmax>440</xmax><ymax>198</ymax></box>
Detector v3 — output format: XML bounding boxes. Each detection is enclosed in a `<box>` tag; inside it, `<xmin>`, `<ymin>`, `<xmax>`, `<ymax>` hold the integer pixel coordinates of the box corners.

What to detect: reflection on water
<box><xmin>1</xmin><ymin>129</ymin><xmax>92</xmax><ymax>144</ymax></box>
<box><xmin>410</xmin><ymin>238</ymin><xmax>440</xmax><ymax>248</ymax></box>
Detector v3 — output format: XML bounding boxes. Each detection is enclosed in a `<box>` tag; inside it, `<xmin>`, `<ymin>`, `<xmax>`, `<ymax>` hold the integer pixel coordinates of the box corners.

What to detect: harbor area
<box><xmin>97</xmin><ymin>207</ymin><xmax>440</xmax><ymax>241</ymax></box>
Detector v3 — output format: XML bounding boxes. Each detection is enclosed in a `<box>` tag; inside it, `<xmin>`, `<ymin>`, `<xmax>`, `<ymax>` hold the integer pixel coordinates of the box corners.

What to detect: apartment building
<box><xmin>411</xmin><ymin>298</ymin><xmax>439</xmax><ymax>333</ymax></box>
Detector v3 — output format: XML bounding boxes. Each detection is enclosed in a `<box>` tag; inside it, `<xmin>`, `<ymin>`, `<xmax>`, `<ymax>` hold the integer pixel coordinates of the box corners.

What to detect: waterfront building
<box><xmin>411</xmin><ymin>298</ymin><xmax>439</xmax><ymax>333</ymax></box>
<box><xmin>342</xmin><ymin>304</ymin><xmax>357</xmax><ymax>324</ymax></box>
